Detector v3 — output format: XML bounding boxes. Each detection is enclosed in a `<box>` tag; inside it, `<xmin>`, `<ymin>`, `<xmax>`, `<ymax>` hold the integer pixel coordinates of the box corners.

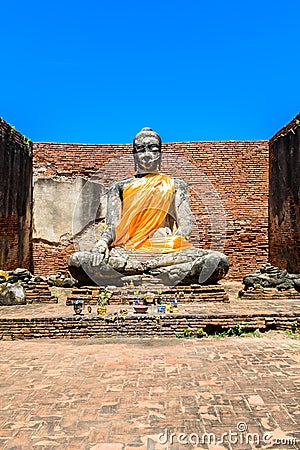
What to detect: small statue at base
<box><xmin>68</xmin><ymin>127</ymin><xmax>229</xmax><ymax>286</ymax></box>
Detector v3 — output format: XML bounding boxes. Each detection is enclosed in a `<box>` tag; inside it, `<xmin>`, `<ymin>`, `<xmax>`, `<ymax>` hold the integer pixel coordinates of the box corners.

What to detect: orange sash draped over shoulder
<box><xmin>113</xmin><ymin>174</ymin><xmax>192</xmax><ymax>253</ymax></box>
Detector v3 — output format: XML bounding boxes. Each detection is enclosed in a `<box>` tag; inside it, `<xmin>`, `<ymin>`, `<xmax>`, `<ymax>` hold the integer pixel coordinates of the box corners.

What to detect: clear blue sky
<box><xmin>1</xmin><ymin>0</ymin><xmax>299</xmax><ymax>144</ymax></box>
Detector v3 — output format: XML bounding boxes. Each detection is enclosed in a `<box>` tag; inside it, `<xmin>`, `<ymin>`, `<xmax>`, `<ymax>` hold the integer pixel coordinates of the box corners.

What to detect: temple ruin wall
<box><xmin>0</xmin><ymin>118</ymin><xmax>33</xmax><ymax>270</ymax></box>
<box><xmin>4</xmin><ymin>113</ymin><xmax>300</xmax><ymax>281</ymax></box>
<box><xmin>32</xmin><ymin>140</ymin><xmax>269</xmax><ymax>279</ymax></box>
<box><xmin>269</xmin><ymin>113</ymin><xmax>300</xmax><ymax>272</ymax></box>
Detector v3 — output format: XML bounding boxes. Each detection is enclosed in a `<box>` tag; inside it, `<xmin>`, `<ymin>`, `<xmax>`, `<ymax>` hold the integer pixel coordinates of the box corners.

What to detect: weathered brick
<box><xmin>0</xmin><ymin>118</ymin><xmax>32</xmax><ymax>271</ymax></box>
<box><xmin>32</xmin><ymin>140</ymin><xmax>269</xmax><ymax>279</ymax></box>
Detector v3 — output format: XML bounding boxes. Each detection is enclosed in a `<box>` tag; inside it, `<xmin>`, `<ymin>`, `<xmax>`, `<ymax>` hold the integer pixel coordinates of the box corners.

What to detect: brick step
<box><xmin>0</xmin><ymin>311</ymin><xmax>299</xmax><ymax>340</ymax></box>
<box><xmin>66</xmin><ymin>285</ymin><xmax>229</xmax><ymax>306</ymax></box>
<box><xmin>25</xmin><ymin>284</ymin><xmax>58</xmax><ymax>304</ymax></box>
<box><xmin>28</xmin><ymin>297</ymin><xmax>58</xmax><ymax>304</ymax></box>
<box><xmin>240</xmin><ymin>288</ymin><xmax>300</xmax><ymax>301</ymax></box>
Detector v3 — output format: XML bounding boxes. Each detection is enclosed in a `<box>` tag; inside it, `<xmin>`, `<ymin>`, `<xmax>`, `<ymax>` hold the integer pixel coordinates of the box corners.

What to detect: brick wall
<box><xmin>0</xmin><ymin>309</ymin><xmax>299</xmax><ymax>340</ymax></box>
<box><xmin>33</xmin><ymin>139</ymin><xmax>269</xmax><ymax>279</ymax></box>
<box><xmin>0</xmin><ymin>119</ymin><xmax>33</xmax><ymax>270</ymax></box>
<box><xmin>269</xmin><ymin>113</ymin><xmax>300</xmax><ymax>272</ymax></box>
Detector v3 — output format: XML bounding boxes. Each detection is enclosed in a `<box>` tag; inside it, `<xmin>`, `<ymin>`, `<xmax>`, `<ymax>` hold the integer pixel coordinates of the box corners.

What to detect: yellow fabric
<box><xmin>113</xmin><ymin>173</ymin><xmax>192</xmax><ymax>253</ymax></box>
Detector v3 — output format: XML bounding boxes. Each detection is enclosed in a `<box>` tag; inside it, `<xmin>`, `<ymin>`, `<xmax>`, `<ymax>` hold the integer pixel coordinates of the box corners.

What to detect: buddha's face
<box><xmin>133</xmin><ymin>135</ymin><xmax>161</xmax><ymax>174</ymax></box>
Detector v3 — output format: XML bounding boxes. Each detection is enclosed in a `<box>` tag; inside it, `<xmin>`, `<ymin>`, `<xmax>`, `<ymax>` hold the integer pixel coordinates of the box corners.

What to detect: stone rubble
<box><xmin>0</xmin><ymin>268</ymin><xmax>76</xmax><ymax>305</ymax></box>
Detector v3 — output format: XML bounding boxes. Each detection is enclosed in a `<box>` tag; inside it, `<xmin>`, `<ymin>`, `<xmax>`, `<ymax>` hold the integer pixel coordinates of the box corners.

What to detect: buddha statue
<box><xmin>68</xmin><ymin>127</ymin><xmax>229</xmax><ymax>286</ymax></box>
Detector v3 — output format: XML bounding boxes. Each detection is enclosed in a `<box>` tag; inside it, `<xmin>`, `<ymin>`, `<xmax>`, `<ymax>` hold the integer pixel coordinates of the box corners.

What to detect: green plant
<box><xmin>286</xmin><ymin>320</ymin><xmax>300</xmax><ymax>338</ymax></box>
<box><xmin>214</xmin><ymin>323</ymin><xmax>248</xmax><ymax>338</ymax></box>
<box><xmin>175</xmin><ymin>327</ymin><xmax>193</xmax><ymax>339</ymax></box>
<box><xmin>232</xmin><ymin>323</ymin><xmax>245</xmax><ymax>335</ymax></box>
<box><xmin>291</xmin><ymin>320</ymin><xmax>298</xmax><ymax>330</ymax></box>
<box><xmin>286</xmin><ymin>330</ymin><xmax>300</xmax><ymax>339</ymax></box>
<box><xmin>183</xmin><ymin>328</ymin><xmax>192</xmax><ymax>338</ymax></box>
<box><xmin>156</xmin><ymin>288</ymin><xmax>163</xmax><ymax>304</ymax></box>
<box><xmin>23</xmin><ymin>136</ymin><xmax>32</xmax><ymax>153</ymax></box>
<box><xmin>97</xmin><ymin>289</ymin><xmax>112</xmax><ymax>306</ymax></box>
<box><xmin>197</xmin><ymin>327</ymin><xmax>205</xmax><ymax>338</ymax></box>
<box><xmin>176</xmin><ymin>332</ymin><xmax>184</xmax><ymax>338</ymax></box>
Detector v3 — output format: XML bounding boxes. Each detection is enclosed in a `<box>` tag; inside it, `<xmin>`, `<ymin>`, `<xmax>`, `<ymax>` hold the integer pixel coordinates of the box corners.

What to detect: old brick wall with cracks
<box><xmin>32</xmin><ymin>139</ymin><xmax>269</xmax><ymax>279</ymax></box>
<box><xmin>269</xmin><ymin>113</ymin><xmax>300</xmax><ymax>272</ymax></box>
<box><xmin>0</xmin><ymin>118</ymin><xmax>33</xmax><ymax>271</ymax></box>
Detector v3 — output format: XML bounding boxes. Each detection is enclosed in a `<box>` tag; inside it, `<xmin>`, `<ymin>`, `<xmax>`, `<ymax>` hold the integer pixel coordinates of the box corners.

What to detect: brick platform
<box><xmin>66</xmin><ymin>285</ymin><xmax>229</xmax><ymax>306</ymax></box>
<box><xmin>0</xmin><ymin>297</ymin><xmax>299</xmax><ymax>340</ymax></box>
<box><xmin>25</xmin><ymin>282</ymin><xmax>58</xmax><ymax>304</ymax></box>
<box><xmin>240</xmin><ymin>287</ymin><xmax>300</xmax><ymax>301</ymax></box>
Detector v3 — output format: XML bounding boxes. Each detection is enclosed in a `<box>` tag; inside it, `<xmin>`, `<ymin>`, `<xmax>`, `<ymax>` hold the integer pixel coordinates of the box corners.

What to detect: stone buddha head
<box><xmin>133</xmin><ymin>127</ymin><xmax>162</xmax><ymax>174</ymax></box>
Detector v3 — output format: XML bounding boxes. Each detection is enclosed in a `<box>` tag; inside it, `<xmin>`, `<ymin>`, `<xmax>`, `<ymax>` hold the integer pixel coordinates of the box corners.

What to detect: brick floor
<box><xmin>1</xmin><ymin>297</ymin><xmax>300</xmax><ymax>320</ymax></box>
<box><xmin>1</xmin><ymin>280</ymin><xmax>300</xmax><ymax>322</ymax></box>
<box><xmin>0</xmin><ymin>336</ymin><xmax>299</xmax><ymax>449</ymax></box>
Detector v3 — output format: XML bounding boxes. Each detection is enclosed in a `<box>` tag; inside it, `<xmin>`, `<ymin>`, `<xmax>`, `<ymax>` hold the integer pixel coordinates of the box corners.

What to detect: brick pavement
<box><xmin>1</xmin><ymin>297</ymin><xmax>300</xmax><ymax>320</ymax></box>
<box><xmin>0</xmin><ymin>336</ymin><xmax>299</xmax><ymax>450</ymax></box>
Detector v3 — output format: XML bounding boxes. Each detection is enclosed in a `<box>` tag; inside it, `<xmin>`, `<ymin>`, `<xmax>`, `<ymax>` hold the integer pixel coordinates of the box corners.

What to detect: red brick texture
<box><xmin>0</xmin><ymin>118</ymin><xmax>33</xmax><ymax>271</ymax></box>
<box><xmin>269</xmin><ymin>113</ymin><xmax>300</xmax><ymax>272</ymax></box>
<box><xmin>32</xmin><ymin>241</ymin><xmax>76</xmax><ymax>278</ymax></box>
<box><xmin>1</xmin><ymin>300</ymin><xmax>300</xmax><ymax>339</ymax></box>
<box><xmin>33</xmin><ymin>140</ymin><xmax>269</xmax><ymax>279</ymax></box>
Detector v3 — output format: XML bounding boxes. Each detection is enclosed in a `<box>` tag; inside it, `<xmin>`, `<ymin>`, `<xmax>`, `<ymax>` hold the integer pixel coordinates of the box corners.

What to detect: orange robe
<box><xmin>113</xmin><ymin>173</ymin><xmax>192</xmax><ymax>253</ymax></box>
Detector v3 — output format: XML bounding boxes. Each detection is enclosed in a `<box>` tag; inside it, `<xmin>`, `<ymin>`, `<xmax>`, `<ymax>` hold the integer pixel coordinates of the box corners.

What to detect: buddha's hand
<box><xmin>91</xmin><ymin>239</ymin><xmax>109</xmax><ymax>266</ymax></box>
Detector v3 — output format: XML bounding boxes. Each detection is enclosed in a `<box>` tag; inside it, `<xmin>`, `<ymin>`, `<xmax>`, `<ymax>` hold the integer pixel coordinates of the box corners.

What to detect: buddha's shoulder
<box><xmin>173</xmin><ymin>177</ymin><xmax>189</xmax><ymax>191</ymax></box>
<box><xmin>109</xmin><ymin>177</ymin><xmax>135</xmax><ymax>191</ymax></box>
